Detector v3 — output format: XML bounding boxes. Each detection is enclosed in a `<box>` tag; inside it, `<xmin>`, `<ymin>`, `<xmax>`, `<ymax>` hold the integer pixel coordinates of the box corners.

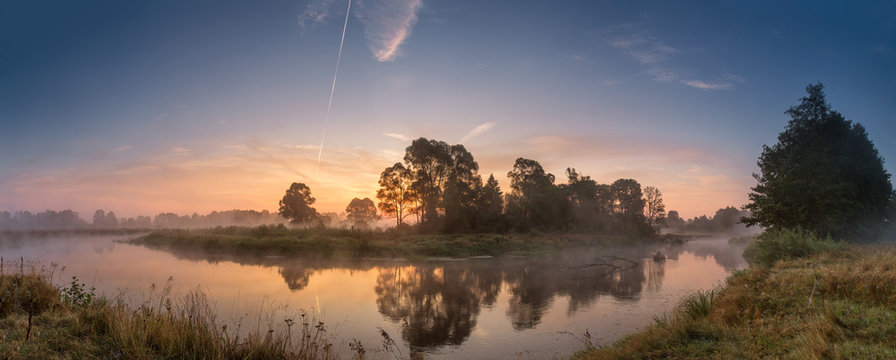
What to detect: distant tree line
<box><xmin>664</xmin><ymin>207</ymin><xmax>751</xmax><ymax>234</ymax></box>
<box><xmin>0</xmin><ymin>209</ymin><xmax>287</xmax><ymax>231</ymax></box>
<box><xmin>279</xmin><ymin>137</ymin><xmax>667</xmax><ymax>236</ymax></box>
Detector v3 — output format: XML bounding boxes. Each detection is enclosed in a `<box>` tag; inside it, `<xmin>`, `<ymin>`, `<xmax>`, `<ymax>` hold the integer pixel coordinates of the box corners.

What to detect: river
<box><xmin>0</xmin><ymin>233</ymin><xmax>748</xmax><ymax>359</ymax></box>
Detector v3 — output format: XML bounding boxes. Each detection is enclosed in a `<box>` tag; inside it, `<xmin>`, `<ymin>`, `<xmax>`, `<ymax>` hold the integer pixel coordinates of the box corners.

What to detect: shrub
<box><xmin>743</xmin><ymin>228</ymin><xmax>845</xmax><ymax>267</ymax></box>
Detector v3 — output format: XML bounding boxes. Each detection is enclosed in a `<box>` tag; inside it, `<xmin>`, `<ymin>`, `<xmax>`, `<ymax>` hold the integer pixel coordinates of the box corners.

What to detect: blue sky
<box><xmin>1</xmin><ymin>0</ymin><xmax>894</xmax><ymax>219</ymax></box>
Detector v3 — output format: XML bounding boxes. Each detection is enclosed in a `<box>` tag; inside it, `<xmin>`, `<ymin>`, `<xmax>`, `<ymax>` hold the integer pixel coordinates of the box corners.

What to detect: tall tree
<box><xmin>477</xmin><ymin>174</ymin><xmax>505</xmax><ymax>231</ymax></box>
<box><xmin>611</xmin><ymin>178</ymin><xmax>649</xmax><ymax>235</ymax></box>
<box><xmin>561</xmin><ymin>168</ymin><xmax>603</xmax><ymax>231</ymax></box>
<box><xmin>278</xmin><ymin>182</ymin><xmax>318</xmax><ymax>224</ymax></box>
<box><xmin>345</xmin><ymin>197</ymin><xmax>379</xmax><ymax>228</ymax></box>
<box><xmin>93</xmin><ymin>209</ymin><xmax>106</xmax><ymax>228</ymax></box>
<box><xmin>506</xmin><ymin>158</ymin><xmax>567</xmax><ymax>230</ymax></box>
<box><xmin>643</xmin><ymin>186</ymin><xmax>666</xmax><ymax>233</ymax></box>
<box><xmin>404</xmin><ymin>138</ymin><xmax>453</xmax><ymax>226</ymax></box>
<box><xmin>443</xmin><ymin>144</ymin><xmax>482</xmax><ymax>232</ymax></box>
<box><xmin>742</xmin><ymin>83</ymin><xmax>894</xmax><ymax>239</ymax></box>
<box><xmin>376</xmin><ymin>163</ymin><xmax>417</xmax><ymax>229</ymax></box>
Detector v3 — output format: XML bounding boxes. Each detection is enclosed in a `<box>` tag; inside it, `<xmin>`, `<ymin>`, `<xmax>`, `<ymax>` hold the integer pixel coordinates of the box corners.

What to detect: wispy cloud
<box><xmin>356</xmin><ymin>0</ymin><xmax>423</xmax><ymax>61</ymax></box>
<box><xmin>681</xmin><ymin>80</ymin><xmax>732</xmax><ymax>90</ymax></box>
<box><xmin>298</xmin><ymin>0</ymin><xmax>423</xmax><ymax>61</ymax></box>
<box><xmin>605</xmin><ymin>24</ymin><xmax>740</xmax><ymax>91</ymax></box>
<box><xmin>113</xmin><ymin>145</ymin><xmax>133</xmax><ymax>152</ymax></box>
<box><xmin>384</xmin><ymin>132</ymin><xmax>410</xmax><ymax>141</ymax></box>
<box><xmin>298</xmin><ymin>0</ymin><xmax>338</xmax><ymax>28</ymax></box>
<box><xmin>460</xmin><ymin>122</ymin><xmax>496</xmax><ymax>143</ymax></box>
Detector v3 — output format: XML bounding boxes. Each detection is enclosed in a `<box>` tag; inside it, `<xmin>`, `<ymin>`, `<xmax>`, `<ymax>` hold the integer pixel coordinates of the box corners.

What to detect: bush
<box><xmin>743</xmin><ymin>228</ymin><xmax>845</xmax><ymax>267</ymax></box>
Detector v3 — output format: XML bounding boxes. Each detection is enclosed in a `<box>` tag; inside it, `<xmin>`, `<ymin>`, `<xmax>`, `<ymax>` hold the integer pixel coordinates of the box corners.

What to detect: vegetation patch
<box><xmin>572</xmin><ymin>244</ymin><xmax>896</xmax><ymax>360</ymax></box>
<box><xmin>0</xmin><ymin>265</ymin><xmax>340</xmax><ymax>360</ymax></box>
<box><xmin>130</xmin><ymin>225</ymin><xmax>642</xmax><ymax>258</ymax></box>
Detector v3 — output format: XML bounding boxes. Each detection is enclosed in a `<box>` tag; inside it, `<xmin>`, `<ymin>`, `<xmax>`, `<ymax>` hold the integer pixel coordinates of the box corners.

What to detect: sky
<box><xmin>1</xmin><ymin>0</ymin><xmax>894</xmax><ymax>220</ymax></box>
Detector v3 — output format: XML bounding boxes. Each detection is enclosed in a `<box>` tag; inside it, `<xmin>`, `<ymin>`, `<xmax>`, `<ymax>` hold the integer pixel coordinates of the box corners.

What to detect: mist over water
<box><xmin>1</xmin><ymin>233</ymin><xmax>748</xmax><ymax>359</ymax></box>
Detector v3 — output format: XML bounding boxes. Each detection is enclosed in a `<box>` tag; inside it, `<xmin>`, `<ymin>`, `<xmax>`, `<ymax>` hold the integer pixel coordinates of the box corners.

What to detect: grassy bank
<box><xmin>130</xmin><ymin>225</ymin><xmax>645</xmax><ymax>258</ymax></box>
<box><xmin>0</xmin><ymin>266</ymin><xmax>338</xmax><ymax>359</ymax></box>
<box><xmin>574</xmin><ymin>232</ymin><xmax>896</xmax><ymax>359</ymax></box>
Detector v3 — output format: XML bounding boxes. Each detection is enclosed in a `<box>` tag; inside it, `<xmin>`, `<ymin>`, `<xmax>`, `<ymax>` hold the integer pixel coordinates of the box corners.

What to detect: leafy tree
<box><xmin>377</xmin><ymin>163</ymin><xmax>417</xmax><ymax>229</ymax></box>
<box><xmin>278</xmin><ymin>182</ymin><xmax>318</xmax><ymax>224</ymax></box>
<box><xmin>643</xmin><ymin>186</ymin><xmax>666</xmax><ymax>233</ymax></box>
<box><xmin>742</xmin><ymin>83</ymin><xmax>894</xmax><ymax>239</ymax></box>
<box><xmin>665</xmin><ymin>210</ymin><xmax>686</xmax><ymax>232</ymax></box>
<box><xmin>611</xmin><ymin>178</ymin><xmax>649</xmax><ymax>235</ymax></box>
<box><xmin>442</xmin><ymin>144</ymin><xmax>483</xmax><ymax>232</ymax></box>
<box><xmin>560</xmin><ymin>168</ymin><xmax>604</xmax><ymax>231</ymax></box>
<box><xmin>404</xmin><ymin>138</ymin><xmax>453</xmax><ymax>227</ymax></box>
<box><xmin>346</xmin><ymin>197</ymin><xmax>379</xmax><ymax>228</ymax></box>
<box><xmin>506</xmin><ymin>158</ymin><xmax>567</xmax><ymax>230</ymax></box>
<box><xmin>93</xmin><ymin>209</ymin><xmax>106</xmax><ymax>228</ymax></box>
<box><xmin>105</xmin><ymin>211</ymin><xmax>119</xmax><ymax>228</ymax></box>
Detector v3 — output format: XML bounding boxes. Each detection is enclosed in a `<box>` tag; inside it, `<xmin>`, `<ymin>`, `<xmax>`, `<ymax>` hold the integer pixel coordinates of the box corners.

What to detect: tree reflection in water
<box><xmin>374</xmin><ymin>262</ymin><xmax>501</xmax><ymax>352</ymax></box>
<box><xmin>132</xmin><ymin>238</ymin><xmax>744</xmax><ymax>355</ymax></box>
<box><xmin>373</xmin><ymin>252</ymin><xmax>651</xmax><ymax>351</ymax></box>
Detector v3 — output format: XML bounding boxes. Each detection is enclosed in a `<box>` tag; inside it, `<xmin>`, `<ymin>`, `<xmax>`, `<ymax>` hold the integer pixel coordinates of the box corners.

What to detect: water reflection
<box><xmin>112</xmin><ymin>236</ymin><xmax>747</xmax><ymax>355</ymax></box>
<box><xmin>375</xmin><ymin>264</ymin><xmax>500</xmax><ymax>351</ymax></box>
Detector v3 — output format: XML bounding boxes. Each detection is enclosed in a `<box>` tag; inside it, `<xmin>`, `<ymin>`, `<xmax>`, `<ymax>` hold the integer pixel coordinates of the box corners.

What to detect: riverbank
<box><xmin>573</xmin><ymin>241</ymin><xmax>896</xmax><ymax>359</ymax></box>
<box><xmin>129</xmin><ymin>225</ymin><xmax>658</xmax><ymax>258</ymax></box>
<box><xmin>0</xmin><ymin>267</ymin><xmax>338</xmax><ymax>359</ymax></box>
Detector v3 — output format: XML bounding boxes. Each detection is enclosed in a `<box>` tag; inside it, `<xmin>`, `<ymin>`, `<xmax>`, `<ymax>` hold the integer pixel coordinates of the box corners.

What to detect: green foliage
<box><xmin>743</xmin><ymin>228</ymin><xmax>846</xmax><ymax>268</ymax></box>
<box><xmin>61</xmin><ymin>276</ymin><xmax>95</xmax><ymax>308</ymax></box>
<box><xmin>743</xmin><ymin>83</ymin><xmax>894</xmax><ymax>240</ymax></box>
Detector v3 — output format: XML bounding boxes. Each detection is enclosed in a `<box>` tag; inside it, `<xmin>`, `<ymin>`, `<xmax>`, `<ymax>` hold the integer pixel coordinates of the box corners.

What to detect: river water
<box><xmin>0</xmin><ymin>234</ymin><xmax>747</xmax><ymax>359</ymax></box>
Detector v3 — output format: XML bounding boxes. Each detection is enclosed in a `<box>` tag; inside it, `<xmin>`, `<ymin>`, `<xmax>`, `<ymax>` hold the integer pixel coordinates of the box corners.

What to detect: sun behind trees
<box><xmin>373</xmin><ymin>137</ymin><xmax>664</xmax><ymax>236</ymax></box>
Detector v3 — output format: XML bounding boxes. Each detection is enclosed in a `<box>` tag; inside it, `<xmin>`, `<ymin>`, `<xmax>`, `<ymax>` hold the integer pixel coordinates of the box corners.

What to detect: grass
<box><xmin>743</xmin><ymin>227</ymin><xmax>847</xmax><ymax>267</ymax></box>
<box><xmin>130</xmin><ymin>224</ymin><xmax>639</xmax><ymax>258</ymax></box>
<box><xmin>573</xmin><ymin>237</ymin><xmax>896</xmax><ymax>359</ymax></box>
<box><xmin>0</xmin><ymin>260</ymin><xmax>343</xmax><ymax>360</ymax></box>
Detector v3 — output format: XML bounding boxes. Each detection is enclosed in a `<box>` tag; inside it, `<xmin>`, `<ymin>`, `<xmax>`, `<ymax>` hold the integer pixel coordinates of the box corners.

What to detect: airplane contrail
<box><xmin>317</xmin><ymin>0</ymin><xmax>352</xmax><ymax>174</ymax></box>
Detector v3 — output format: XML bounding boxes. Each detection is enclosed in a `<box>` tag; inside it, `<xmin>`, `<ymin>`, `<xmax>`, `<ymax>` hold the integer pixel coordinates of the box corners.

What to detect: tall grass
<box><xmin>573</xmin><ymin>244</ymin><xmax>896</xmax><ymax>359</ymax></box>
<box><xmin>743</xmin><ymin>227</ymin><xmax>846</xmax><ymax>267</ymax></box>
<box><xmin>0</xmin><ymin>259</ymin><xmax>340</xmax><ymax>359</ymax></box>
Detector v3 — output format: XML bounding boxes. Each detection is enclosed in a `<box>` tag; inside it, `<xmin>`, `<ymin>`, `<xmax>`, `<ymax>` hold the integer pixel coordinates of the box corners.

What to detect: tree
<box><xmin>442</xmin><ymin>144</ymin><xmax>483</xmax><ymax>232</ymax></box>
<box><xmin>611</xmin><ymin>179</ymin><xmax>649</xmax><ymax>235</ymax></box>
<box><xmin>742</xmin><ymin>83</ymin><xmax>894</xmax><ymax>239</ymax></box>
<box><xmin>666</xmin><ymin>210</ymin><xmax>686</xmax><ymax>232</ymax></box>
<box><xmin>278</xmin><ymin>182</ymin><xmax>318</xmax><ymax>224</ymax></box>
<box><xmin>561</xmin><ymin>168</ymin><xmax>608</xmax><ymax>231</ymax></box>
<box><xmin>377</xmin><ymin>163</ymin><xmax>417</xmax><ymax>229</ymax></box>
<box><xmin>477</xmin><ymin>174</ymin><xmax>505</xmax><ymax>231</ymax></box>
<box><xmin>404</xmin><ymin>138</ymin><xmax>453</xmax><ymax>227</ymax></box>
<box><xmin>643</xmin><ymin>186</ymin><xmax>666</xmax><ymax>233</ymax></box>
<box><xmin>346</xmin><ymin>197</ymin><xmax>379</xmax><ymax>228</ymax></box>
<box><xmin>93</xmin><ymin>209</ymin><xmax>106</xmax><ymax>228</ymax></box>
<box><xmin>506</xmin><ymin>158</ymin><xmax>567</xmax><ymax>230</ymax></box>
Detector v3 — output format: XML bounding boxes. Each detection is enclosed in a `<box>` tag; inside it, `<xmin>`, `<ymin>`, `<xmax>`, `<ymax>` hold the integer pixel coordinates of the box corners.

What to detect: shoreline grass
<box><xmin>573</xmin><ymin>239</ymin><xmax>896</xmax><ymax>359</ymax></box>
<box><xmin>129</xmin><ymin>224</ymin><xmax>656</xmax><ymax>258</ymax></box>
<box><xmin>0</xmin><ymin>262</ymin><xmax>340</xmax><ymax>360</ymax></box>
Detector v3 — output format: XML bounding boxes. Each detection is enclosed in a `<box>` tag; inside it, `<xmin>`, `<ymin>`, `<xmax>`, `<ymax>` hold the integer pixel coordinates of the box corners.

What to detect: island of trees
<box><xmin>278</xmin><ymin>138</ymin><xmax>669</xmax><ymax>238</ymax></box>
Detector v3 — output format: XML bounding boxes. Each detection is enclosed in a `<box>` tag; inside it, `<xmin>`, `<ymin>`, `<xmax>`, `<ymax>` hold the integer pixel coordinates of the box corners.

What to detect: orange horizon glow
<box><xmin>1</xmin><ymin>135</ymin><xmax>751</xmax><ymax>221</ymax></box>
